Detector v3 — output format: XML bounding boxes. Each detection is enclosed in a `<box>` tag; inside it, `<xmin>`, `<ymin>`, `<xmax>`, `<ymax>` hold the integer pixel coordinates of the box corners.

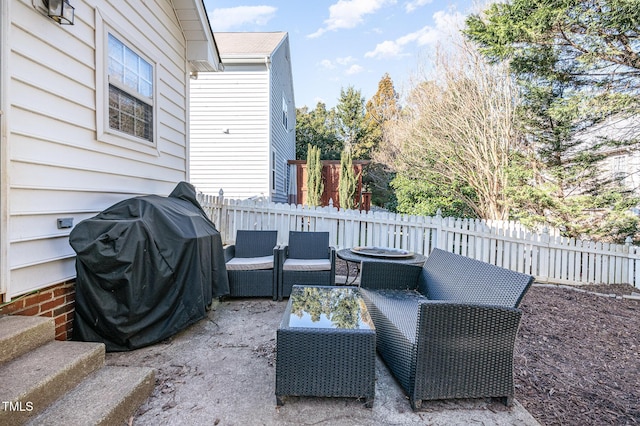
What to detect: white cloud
<box><xmin>404</xmin><ymin>0</ymin><xmax>433</xmax><ymax>13</ymax></box>
<box><xmin>308</xmin><ymin>0</ymin><xmax>396</xmax><ymax>38</ymax></box>
<box><xmin>210</xmin><ymin>6</ymin><xmax>277</xmax><ymax>31</ymax></box>
<box><xmin>336</xmin><ymin>56</ymin><xmax>356</xmax><ymax>66</ymax></box>
<box><xmin>365</xmin><ymin>9</ymin><xmax>464</xmax><ymax>59</ymax></box>
<box><xmin>320</xmin><ymin>56</ymin><xmax>363</xmax><ymax>76</ymax></box>
<box><xmin>320</xmin><ymin>59</ymin><xmax>336</xmax><ymax>69</ymax></box>
<box><xmin>364</xmin><ymin>40</ymin><xmax>405</xmax><ymax>59</ymax></box>
<box><xmin>345</xmin><ymin>64</ymin><xmax>365</xmax><ymax>75</ymax></box>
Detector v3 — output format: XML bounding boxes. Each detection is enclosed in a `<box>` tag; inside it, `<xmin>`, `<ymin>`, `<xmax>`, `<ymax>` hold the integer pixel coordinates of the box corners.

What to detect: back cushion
<box><xmin>419</xmin><ymin>249</ymin><xmax>533</xmax><ymax>308</ymax></box>
<box><xmin>288</xmin><ymin>231</ymin><xmax>329</xmax><ymax>259</ymax></box>
<box><xmin>235</xmin><ymin>230</ymin><xmax>277</xmax><ymax>258</ymax></box>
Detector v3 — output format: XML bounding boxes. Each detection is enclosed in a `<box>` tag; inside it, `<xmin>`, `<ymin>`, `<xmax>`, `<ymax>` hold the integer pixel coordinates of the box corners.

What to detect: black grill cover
<box><xmin>69</xmin><ymin>182</ymin><xmax>229</xmax><ymax>351</ymax></box>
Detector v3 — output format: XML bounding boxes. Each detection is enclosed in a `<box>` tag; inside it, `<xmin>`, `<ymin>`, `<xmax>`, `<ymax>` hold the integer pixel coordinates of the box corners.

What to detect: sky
<box><xmin>204</xmin><ymin>0</ymin><xmax>482</xmax><ymax>109</ymax></box>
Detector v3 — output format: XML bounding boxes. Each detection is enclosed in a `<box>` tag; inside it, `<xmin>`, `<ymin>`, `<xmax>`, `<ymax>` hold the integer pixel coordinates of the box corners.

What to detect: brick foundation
<box><xmin>0</xmin><ymin>281</ymin><xmax>76</xmax><ymax>341</ymax></box>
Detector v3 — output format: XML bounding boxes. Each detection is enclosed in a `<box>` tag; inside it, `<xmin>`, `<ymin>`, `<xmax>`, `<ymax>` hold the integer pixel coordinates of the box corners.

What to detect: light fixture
<box><xmin>46</xmin><ymin>0</ymin><xmax>75</xmax><ymax>25</ymax></box>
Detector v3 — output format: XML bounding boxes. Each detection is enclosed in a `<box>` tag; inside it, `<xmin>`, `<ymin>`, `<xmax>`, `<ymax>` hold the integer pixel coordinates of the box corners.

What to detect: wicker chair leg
<box><xmin>276</xmin><ymin>396</ymin><xmax>285</xmax><ymax>406</ymax></box>
<box><xmin>500</xmin><ymin>396</ymin><xmax>514</xmax><ymax>407</ymax></box>
<box><xmin>364</xmin><ymin>397</ymin><xmax>374</xmax><ymax>408</ymax></box>
<box><xmin>410</xmin><ymin>398</ymin><xmax>422</xmax><ymax>410</ymax></box>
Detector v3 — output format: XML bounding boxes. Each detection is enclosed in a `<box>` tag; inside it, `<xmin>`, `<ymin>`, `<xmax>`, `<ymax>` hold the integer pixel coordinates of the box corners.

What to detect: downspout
<box><xmin>266</xmin><ymin>56</ymin><xmax>273</xmax><ymax>201</ymax></box>
<box><xmin>0</xmin><ymin>0</ymin><xmax>8</xmax><ymax>299</ymax></box>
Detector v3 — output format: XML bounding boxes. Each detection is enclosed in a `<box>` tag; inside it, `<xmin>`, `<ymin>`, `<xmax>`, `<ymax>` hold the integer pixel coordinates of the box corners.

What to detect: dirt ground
<box><xmin>515</xmin><ymin>284</ymin><xmax>640</xmax><ymax>425</ymax></box>
<box><xmin>336</xmin><ymin>259</ymin><xmax>640</xmax><ymax>426</ymax></box>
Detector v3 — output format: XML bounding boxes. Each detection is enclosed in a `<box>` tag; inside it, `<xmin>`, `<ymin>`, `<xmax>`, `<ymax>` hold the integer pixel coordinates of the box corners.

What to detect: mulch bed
<box><xmin>515</xmin><ymin>284</ymin><xmax>639</xmax><ymax>425</ymax></box>
<box><xmin>335</xmin><ymin>259</ymin><xmax>640</xmax><ymax>425</ymax></box>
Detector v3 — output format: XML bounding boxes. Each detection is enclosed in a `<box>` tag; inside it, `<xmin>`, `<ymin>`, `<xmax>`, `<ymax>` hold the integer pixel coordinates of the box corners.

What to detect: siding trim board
<box><xmin>1</xmin><ymin>0</ymin><xmax>8</xmax><ymax>298</ymax></box>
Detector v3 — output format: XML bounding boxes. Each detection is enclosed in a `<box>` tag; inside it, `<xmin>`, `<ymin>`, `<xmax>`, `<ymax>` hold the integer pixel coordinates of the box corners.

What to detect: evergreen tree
<box><xmin>339</xmin><ymin>147</ymin><xmax>358</xmax><ymax>210</ymax></box>
<box><xmin>465</xmin><ymin>0</ymin><xmax>640</xmax><ymax>240</ymax></box>
<box><xmin>306</xmin><ymin>144</ymin><xmax>324</xmax><ymax>207</ymax></box>
<box><xmin>295</xmin><ymin>103</ymin><xmax>341</xmax><ymax>160</ymax></box>
<box><xmin>363</xmin><ymin>73</ymin><xmax>400</xmax><ymax>159</ymax></box>
<box><xmin>364</xmin><ymin>74</ymin><xmax>401</xmax><ymax>209</ymax></box>
<box><xmin>335</xmin><ymin>86</ymin><xmax>367</xmax><ymax>155</ymax></box>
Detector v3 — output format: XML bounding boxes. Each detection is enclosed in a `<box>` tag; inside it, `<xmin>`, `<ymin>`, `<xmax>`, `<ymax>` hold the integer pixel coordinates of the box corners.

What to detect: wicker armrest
<box><xmin>412</xmin><ymin>301</ymin><xmax>523</xmax><ymax>404</ymax></box>
<box><xmin>223</xmin><ymin>245</ymin><xmax>235</xmax><ymax>262</ymax></box>
<box><xmin>359</xmin><ymin>262</ymin><xmax>422</xmax><ymax>291</ymax></box>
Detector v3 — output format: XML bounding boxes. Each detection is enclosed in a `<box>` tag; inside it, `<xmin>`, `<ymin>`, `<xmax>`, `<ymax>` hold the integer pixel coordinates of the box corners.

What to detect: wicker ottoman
<box><xmin>275</xmin><ymin>285</ymin><xmax>376</xmax><ymax>407</ymax></box>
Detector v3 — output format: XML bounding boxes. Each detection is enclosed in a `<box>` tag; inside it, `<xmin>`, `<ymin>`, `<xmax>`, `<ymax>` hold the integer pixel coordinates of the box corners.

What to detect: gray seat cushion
<box><xmin>226</xmin><ymin>255</ymin><xmax>274</xmax><ymax>271</ymax></box>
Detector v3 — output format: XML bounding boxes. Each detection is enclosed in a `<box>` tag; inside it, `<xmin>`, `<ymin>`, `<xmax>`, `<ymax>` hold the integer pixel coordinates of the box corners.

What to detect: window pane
<box><xmin>108</xmin><ymin>34</ymin><xmax>123</xmax><ymax>63</ymax></box>
<box><xmin>108</xmin><ymin>33</ymin><xmax>153</xmax><ymax>100</ymax></box>
<box><xmin>120</xmin><ymin>95</ymin><xmax>134</xmax><ymax>114</ymax></box>
<box><xmin>109</xmin><ymin>60</ymin><xmax>124</xmax><ymax>84</ymax></box>
<box><xmin>107</xmin><ymin>33</ymin><xmax>154</xmax><ymax>143</ymax></box>
<box><xmin>124</xmin><ymin>70</ymin><xmax>138</xmax><ymax>92</ymax></box>
<box><xmin>109</xmin><ymin>84</ymin><xmax>153</xmax><ymax>143</ymax></box>
<box><xmin>139</xmin><ymin>61</ymin><xmax>152</xmax><ymax>81</ymax></box>
<box><xmin>121</xmin><ymin>113</ymin><xmax>135</xmax><ymax>134</ymax></box>
<box><xmin>139</xmin><ymin>80</ymin><xmax>152</xmax><ymax>98</ymax></box>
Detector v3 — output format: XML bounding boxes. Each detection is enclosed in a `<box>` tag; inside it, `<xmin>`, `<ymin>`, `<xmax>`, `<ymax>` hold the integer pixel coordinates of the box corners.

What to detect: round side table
<box><xmin>336</xmin><ymin>248</ymin><xmax>427</xmax><ymax>284</ymax></box>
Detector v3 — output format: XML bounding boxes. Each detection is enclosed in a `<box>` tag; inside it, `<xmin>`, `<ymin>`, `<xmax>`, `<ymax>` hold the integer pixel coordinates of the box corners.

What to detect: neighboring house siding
<box><xmin>573</xmin><ymin>115</ymin><xmax>640</xmax><ymax>194</ymax></box>
<box><xmin>4</xmin><ymin>0</ymin><xmax>190</xmax><ymax>298</ymax></box>
<box><xmin>269</xmin><ymin>38</ymin><xmax>296</xmax><ymax>204</ymax></box>
<box><xmin>190</xmin><ymin>70</ymin><xmax>270</xmax><ymax>198</ymax></box>
<box><xmin>189</xmin><ymin>32</ymin><xmax>296</xmax><ymax>203</ymax></box>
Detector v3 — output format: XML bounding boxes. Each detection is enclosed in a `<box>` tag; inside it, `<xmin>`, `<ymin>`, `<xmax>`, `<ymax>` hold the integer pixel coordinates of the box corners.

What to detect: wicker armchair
<box><xmin>224</xmin><ymin>230</ymin><xmax>279</xmax><ymax>300</ymax></box>
<box><xmin>359</xmin><ymin>248</ymin><xmax>534</xmax><ymax>409</ymax></box>
<box><xmin>277</xmin><ymin>231</ymin><xmax>336</xmax><ymax>300</ymax></box>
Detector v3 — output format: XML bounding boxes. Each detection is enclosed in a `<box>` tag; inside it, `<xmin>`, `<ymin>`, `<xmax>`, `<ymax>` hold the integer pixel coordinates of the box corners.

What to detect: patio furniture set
<box><xmin>223</xmin><ymin>230</ymin><xmax>336</xmax><ymax>301</ymax></box>
<box><xmin>223</xmin><ymin>230</ymin><xmax>534</xmax><ymax>411</ymax></box>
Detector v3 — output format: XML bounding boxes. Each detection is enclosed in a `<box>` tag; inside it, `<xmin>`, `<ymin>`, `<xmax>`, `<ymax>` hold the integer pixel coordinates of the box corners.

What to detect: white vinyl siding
<box><xmin>269</xmin><ymin>37</ymin><xmax>296</xmax><ymax>203</ymax></box>
<box><xmin>190</xmin><ymin>70</ymin><xmax>271</xmax><ymax>199</ymax></box>
<box><xmin>190</xmin><ymin>33</ymin><xmax>295</xmax><ymax>203</ymax></box>
<box><xmin>3</xmin><ymin>0</ymin><xmax>191</xmax><ymax>299</ymax></box>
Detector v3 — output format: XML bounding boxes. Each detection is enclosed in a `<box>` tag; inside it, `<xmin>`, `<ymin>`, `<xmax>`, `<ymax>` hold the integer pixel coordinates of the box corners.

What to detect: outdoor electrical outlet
<box><xmin>57</xmin><ymin>218</ymin><xmax>73</xmax><ymax>229</ymax></box>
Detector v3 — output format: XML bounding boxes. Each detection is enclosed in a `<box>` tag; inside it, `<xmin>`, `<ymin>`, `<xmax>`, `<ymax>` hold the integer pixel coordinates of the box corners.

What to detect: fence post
<box><xmin>218</xmin><ymin>189</ymin><xmax>229</xmax><ymax>243</ymax></box>
<box><xmin>625</xmin><ymin>236</ymin><xmax>635</xmax><ymax>287</ymax></box>
<box><xmin>433</xmin><ymin>209</ymin><xmax>445</xmax><ymax>250</ymax></box>
<box><xmin>538</xmin><ymin>227</ymin><xmax>550</xmax><ymax>282</ymax></box>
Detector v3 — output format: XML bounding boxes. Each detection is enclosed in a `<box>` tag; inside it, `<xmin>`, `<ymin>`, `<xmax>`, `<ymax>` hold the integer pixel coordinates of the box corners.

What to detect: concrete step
<box><xmin>0</xmin><ymin>316</ymin><xmax>54</xmax><ymax>365</ymax></box>
<box><xmin>0</xmin><ymin>340</ymin><xmax>105</xmax><ymax>426</ymax></box>
<box><xmin>27</xmin><ymin>365</ymin><xmax>155</xmax><ymax>426</ymax></box>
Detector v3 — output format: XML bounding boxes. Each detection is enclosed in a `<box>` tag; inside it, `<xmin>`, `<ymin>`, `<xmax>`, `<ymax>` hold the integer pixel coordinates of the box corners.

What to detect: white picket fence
<box><xmin>198</xmin><ymin>192</ymin><xmax>640</xmax><ymax>288</ymax></box>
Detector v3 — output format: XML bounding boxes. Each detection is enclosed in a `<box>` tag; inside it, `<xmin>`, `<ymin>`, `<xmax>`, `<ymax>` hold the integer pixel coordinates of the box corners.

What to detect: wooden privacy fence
<box><xmin>198</xmin><ymin>192</ymin><xmax>640</xmax><ymax>288</ymax></box>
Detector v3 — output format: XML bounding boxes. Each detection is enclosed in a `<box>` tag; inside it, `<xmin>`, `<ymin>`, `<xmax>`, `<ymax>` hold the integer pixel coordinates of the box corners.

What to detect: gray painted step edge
<box><xmin>27</xmin><ymin>365</ymin><xmax>156</xmax><ymax>426</ymax></box>
<box><xmin>0</xmin><ymin>316</ymin><xmax>54</xmax><ymax>365</ymax></box>
<box><xmin>0</xmin><ymin>340</ymin><xmax>105</xmax><ymax>426</ymax></box>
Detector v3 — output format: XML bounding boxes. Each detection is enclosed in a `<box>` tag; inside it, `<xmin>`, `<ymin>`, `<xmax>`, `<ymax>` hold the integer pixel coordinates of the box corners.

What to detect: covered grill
<box><xmin>69</xmin><ymin>182</ymin><xmax>229</xmax><ymax>351</ymax></box>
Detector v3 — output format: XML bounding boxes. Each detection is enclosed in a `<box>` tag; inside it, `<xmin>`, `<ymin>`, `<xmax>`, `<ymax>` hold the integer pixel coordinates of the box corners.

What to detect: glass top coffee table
<box><xmin>275</xmin><ymin>285</ymin><xmax>376</xmax><ymax>407</ymax></box>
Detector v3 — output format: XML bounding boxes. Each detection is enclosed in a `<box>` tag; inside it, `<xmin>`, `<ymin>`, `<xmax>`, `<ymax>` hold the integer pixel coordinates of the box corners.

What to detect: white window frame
<box><xmin>271</xmin><ymin>150</ymin><xmax>277</xmax><ymax>193</ymax></box>
<box><xmin>611</xmin><ymin>155</ymin><xmax>626</xmax><ymax>182</ymax></box>
<box><xmin>282</xmin><ymin>95</ymin><xmax>288</xmax><ymax>130</ymax></box>
<box><xmin>96</xmin><ymin>10</ymin><xmax>159</xmax><ymax>155</ymax></box>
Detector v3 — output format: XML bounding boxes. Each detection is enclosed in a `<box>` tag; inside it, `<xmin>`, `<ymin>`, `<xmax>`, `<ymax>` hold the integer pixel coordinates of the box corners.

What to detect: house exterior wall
<box><xmin>2</xmin><ymin>0</ymin><xmax>193</xmax><ymax>300</ymax></box>
<box><xmin>189</xmin><ymin>68</ymin><xmax>271</xmax><ymax>199</ymax></box>
<box><xmin>268</xmin><ymin>37</ymin><xmax>296</xmax><ymax>204</ymax></box>
<box><xmin>572</xmin><ymin>115</ymin><xmax>640</xmax><ymax>195</ymax></box>
<box><xmin>189</xmin><ymin>34</ymin><xmax>295</xmax><ymax>203</ymax></box>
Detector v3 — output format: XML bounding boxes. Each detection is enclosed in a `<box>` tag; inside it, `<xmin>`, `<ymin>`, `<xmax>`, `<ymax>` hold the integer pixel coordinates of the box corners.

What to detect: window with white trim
<box><xmin>272</xmin><ymin>151</ymin><xmax>277</xmax><ymax>192</ymax></box>
<box><xmin>282</xmin><ymin>95</ymin><xmax>288</xmax><ymax>130</ymax></box>
<box><xmin>611</xmin><ymin>155</ymin><xmax>626</xmax><ymax>182</ymax></box>
<box><xmin>107</xmin><ymin>33</ymin><xmax>154</xmax><ymax>143</ymax></box>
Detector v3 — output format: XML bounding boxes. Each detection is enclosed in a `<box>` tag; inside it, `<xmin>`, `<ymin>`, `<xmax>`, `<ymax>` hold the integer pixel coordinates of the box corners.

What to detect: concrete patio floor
<box><xmin>106</xmin><ymin>289</ymin><xmax>541</xmax><ymax>425</ymax></box>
